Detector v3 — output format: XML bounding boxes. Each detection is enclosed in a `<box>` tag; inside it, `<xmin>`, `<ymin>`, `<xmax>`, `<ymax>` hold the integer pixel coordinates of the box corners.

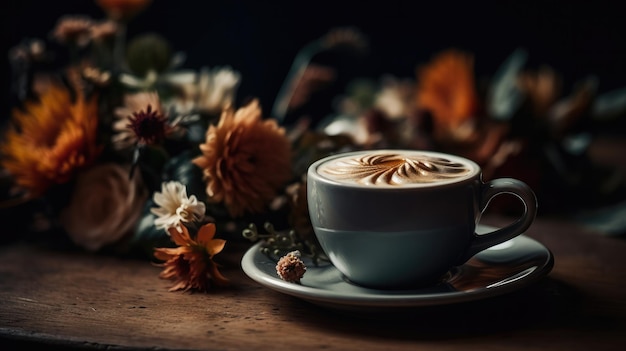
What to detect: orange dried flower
<box><xmin>416</xmin><ymin>50</ymin><xmax>480</xmax><ymax>141</ymax></box>
<box><xmin>192</xmin><ymin>99</ymin><xmax>292</xmax><ymax>218</ymax></box>
<box><xmin>0</xmin><ymin>83</ymin><xmax>101</xmax><ymax>197</ymax></box>
<box><xmin>154</xmin><ymin>223</ymin><xmax>228</xmax><ymax>292</ymax></box>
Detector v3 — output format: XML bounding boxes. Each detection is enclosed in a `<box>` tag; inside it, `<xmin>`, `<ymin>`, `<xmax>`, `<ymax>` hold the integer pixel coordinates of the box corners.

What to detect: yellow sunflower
<box><xmin>0</xmin><ymin>84</ymin><xmax>101</xmax><ymax>198</ymax></box>
<box><xmin>193</xmin><ymin>99</ymin><xmax>292</xmax><ymax>218</ymax></box>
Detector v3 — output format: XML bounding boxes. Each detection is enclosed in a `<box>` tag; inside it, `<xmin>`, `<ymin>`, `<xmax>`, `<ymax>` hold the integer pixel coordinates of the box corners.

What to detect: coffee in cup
<box><xmin>307</xmin><ymin>149</ymin><xmax>537</xmax><ymax>289</ymax></box>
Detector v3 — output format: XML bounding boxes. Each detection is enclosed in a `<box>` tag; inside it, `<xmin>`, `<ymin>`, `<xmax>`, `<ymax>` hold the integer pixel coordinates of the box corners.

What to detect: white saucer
<box><xmin>241</xmin><ymin>225</ymin><xmax>554</xmax><ymax>311</ymax></box>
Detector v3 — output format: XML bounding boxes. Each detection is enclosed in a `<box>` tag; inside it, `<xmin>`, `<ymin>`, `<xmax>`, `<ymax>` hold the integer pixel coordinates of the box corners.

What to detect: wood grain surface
<box><xmin>1</xmin><ymin>213</ymin><xmax>625</xmax><ymax>351</ymax></box>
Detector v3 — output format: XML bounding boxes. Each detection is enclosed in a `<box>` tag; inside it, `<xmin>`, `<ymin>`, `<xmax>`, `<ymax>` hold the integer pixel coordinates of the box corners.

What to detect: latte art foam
<box><xmin>318</xmin><ymin>153</ymin><xmax>472</xmax><ymax>186</ymax></box>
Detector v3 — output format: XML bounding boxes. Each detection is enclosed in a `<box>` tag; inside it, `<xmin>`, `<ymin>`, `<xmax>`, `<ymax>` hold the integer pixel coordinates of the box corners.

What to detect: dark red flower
<box><xmin>127</xmin><ymin>104</ymin><xmax>171</xmax><ymax>146</ymax></box>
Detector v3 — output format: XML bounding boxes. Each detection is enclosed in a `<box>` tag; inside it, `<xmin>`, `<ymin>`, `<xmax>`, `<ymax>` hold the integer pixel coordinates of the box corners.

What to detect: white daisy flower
<box><xmin>150</xmin><ymin>181</ymin><xmax>206</xmax><ymax>232</ymax></box>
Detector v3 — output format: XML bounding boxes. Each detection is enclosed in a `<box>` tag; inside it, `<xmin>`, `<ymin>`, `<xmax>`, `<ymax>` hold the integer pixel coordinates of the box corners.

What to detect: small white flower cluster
<box><xmin>151</xmin><ymin>181</ymin><xmax>206</xmax><ymax>233</ymax></box>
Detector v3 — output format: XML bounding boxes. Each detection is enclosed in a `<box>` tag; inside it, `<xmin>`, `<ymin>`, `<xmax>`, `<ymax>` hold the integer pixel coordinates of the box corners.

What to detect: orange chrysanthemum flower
<box><xmin>192</xmin><ymin>99</ymin><xmax>292</xmax><ymax>218</ymax></box>
<box><xmin>416</xmin><ymin>50</ymin><xmax>480</xmax><ymax>141</ymax></box>
<box><xmin>154</xmin><ymin>223</ymin><xmax>228</xmax><ymax>292</ymax></box>
<box><xmin>0</xmin><ymin>84</ymin><xmax>101</xmax><ymax>198</ymax></box>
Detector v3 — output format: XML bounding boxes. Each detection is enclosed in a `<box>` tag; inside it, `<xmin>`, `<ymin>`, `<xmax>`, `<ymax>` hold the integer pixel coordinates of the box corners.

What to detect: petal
<box><xmin>177</xmin><ymin>184</ymin><xmax>188</xmax><ymax>199</ymax></box>
<box><xmin>154</xmin><ymin>247</ymin><xmax>182</xmax><ymax>260</ymax></box>
<box><xmin>168</xmin><ymin>225</ymin><xmax>192</xmax><ymax>246</ymax></box>
<box><xmin>152</xmin><ymin>191</ymin><xmax>169</xmax><ymax>207</ymax></box>
<box><xmin>196</xmin><ymin>222</ymin><xmax>216</xmax><ymax>244</ymax></box>
<box><xmin>150</xmin><ymin>207</ymin><xmax>170</xmax><ymax>217</ymax></box>
<box><xmin>206</xmin><ymin>239</ymin><xmax>226</xmax><ymax>256</ymax></box>
<box><xmin>153</xmin><ymin>214</ymin><xmax>180</xmax><ymax>229</ymax></box>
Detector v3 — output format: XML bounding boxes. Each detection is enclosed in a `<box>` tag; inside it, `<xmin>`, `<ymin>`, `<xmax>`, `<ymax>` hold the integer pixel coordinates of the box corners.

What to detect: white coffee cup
<box><xmin>307</xmin><ymin>149</ymin><xmax>538</xmax><ymax>289</ymax></box>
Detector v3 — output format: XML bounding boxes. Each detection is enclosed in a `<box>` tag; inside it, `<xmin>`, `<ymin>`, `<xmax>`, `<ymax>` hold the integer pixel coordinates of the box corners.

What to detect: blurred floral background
<box><xmin>1</xmin><ymin>0</ymin><xmax>625</xmax><ymax>291</ymax></box>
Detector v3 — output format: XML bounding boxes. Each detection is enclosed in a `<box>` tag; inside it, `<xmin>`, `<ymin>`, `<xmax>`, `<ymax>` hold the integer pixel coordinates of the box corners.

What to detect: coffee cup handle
<box><xmin>463</xmin><ymin>178</ymin><xmax>538</xmax><ymax>261</ymax></box>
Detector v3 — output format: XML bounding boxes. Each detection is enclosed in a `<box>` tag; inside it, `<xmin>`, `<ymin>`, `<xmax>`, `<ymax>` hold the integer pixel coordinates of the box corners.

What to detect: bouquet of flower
<box><xmin>2</xmin><ymin>0</ymin><xmax>625</xmax><ymax>292</ymax></box>
<box><xmin>313</xmin><ymin>48</ymin><xmax>626</xmax><ymax>215</ymax></box>
<box><xmin>0</xmin><ymin>0</ymin><xmax>363</xmax><ymax>291</ymax></box>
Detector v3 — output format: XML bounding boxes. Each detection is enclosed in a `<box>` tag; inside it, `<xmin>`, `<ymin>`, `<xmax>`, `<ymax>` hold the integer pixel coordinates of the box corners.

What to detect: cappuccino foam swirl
<box><xmin>318</xmin><ymin>153</ymin><xmax>472</xmax><ymax>186</ymax></box>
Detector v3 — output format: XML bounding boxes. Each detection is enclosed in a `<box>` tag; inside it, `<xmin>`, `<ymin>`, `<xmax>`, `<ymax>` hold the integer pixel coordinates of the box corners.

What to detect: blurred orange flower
<box><xmin>154</xmin><ymin>223</ymin><xmax>228</xmax><ymax>292</ymax></box>
<box><xmin>416</xmin><ymin>50</ymin><xmax>480</xmax><ymax>141</ymax></box>
<box><xmin>0</xmin><ymin>84</ymin><xmax>101</xmax><ymax>198</ymax></box>
<box><xmin>193</xmin><ymin>99</ymin><xmax>292</xmax><ymax>218</ymax></box>
<box><xmin>96</xmin><ymin>0</ymin><xmax>152</xmax><ymax>21</ymax></box>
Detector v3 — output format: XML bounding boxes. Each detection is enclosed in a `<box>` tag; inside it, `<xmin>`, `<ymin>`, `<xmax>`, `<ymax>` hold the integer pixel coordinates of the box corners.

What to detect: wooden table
<box><xmin>1</xmin><ymin>212</ymin><xmax>625</xmax><ymax>351</ymax></box>
<box><xmin>2</xmin><ymin>135</ymin><xmax>626</xmax><ymax>350</ymax></box>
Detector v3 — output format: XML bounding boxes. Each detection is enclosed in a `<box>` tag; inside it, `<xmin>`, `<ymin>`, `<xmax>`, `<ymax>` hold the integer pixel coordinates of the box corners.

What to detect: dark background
<box><xmin>1</xmin><ymin>0</ymin><xmax>626</xmax><ymax>123</ymax></box>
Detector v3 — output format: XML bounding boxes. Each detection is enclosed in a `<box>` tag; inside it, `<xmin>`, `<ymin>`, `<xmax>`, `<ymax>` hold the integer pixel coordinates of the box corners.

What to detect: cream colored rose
<box><xmin>60</xmin><ymin>163</ymin><xmax>148</xmax><ymax>252</ymax></box>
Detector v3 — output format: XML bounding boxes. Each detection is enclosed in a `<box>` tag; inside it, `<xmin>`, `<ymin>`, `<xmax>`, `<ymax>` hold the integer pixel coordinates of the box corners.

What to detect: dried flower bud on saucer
<box><xmin>276</xmin><ymin>251</ymin><xmax>306</xmax><ymax>283</ymax></box>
